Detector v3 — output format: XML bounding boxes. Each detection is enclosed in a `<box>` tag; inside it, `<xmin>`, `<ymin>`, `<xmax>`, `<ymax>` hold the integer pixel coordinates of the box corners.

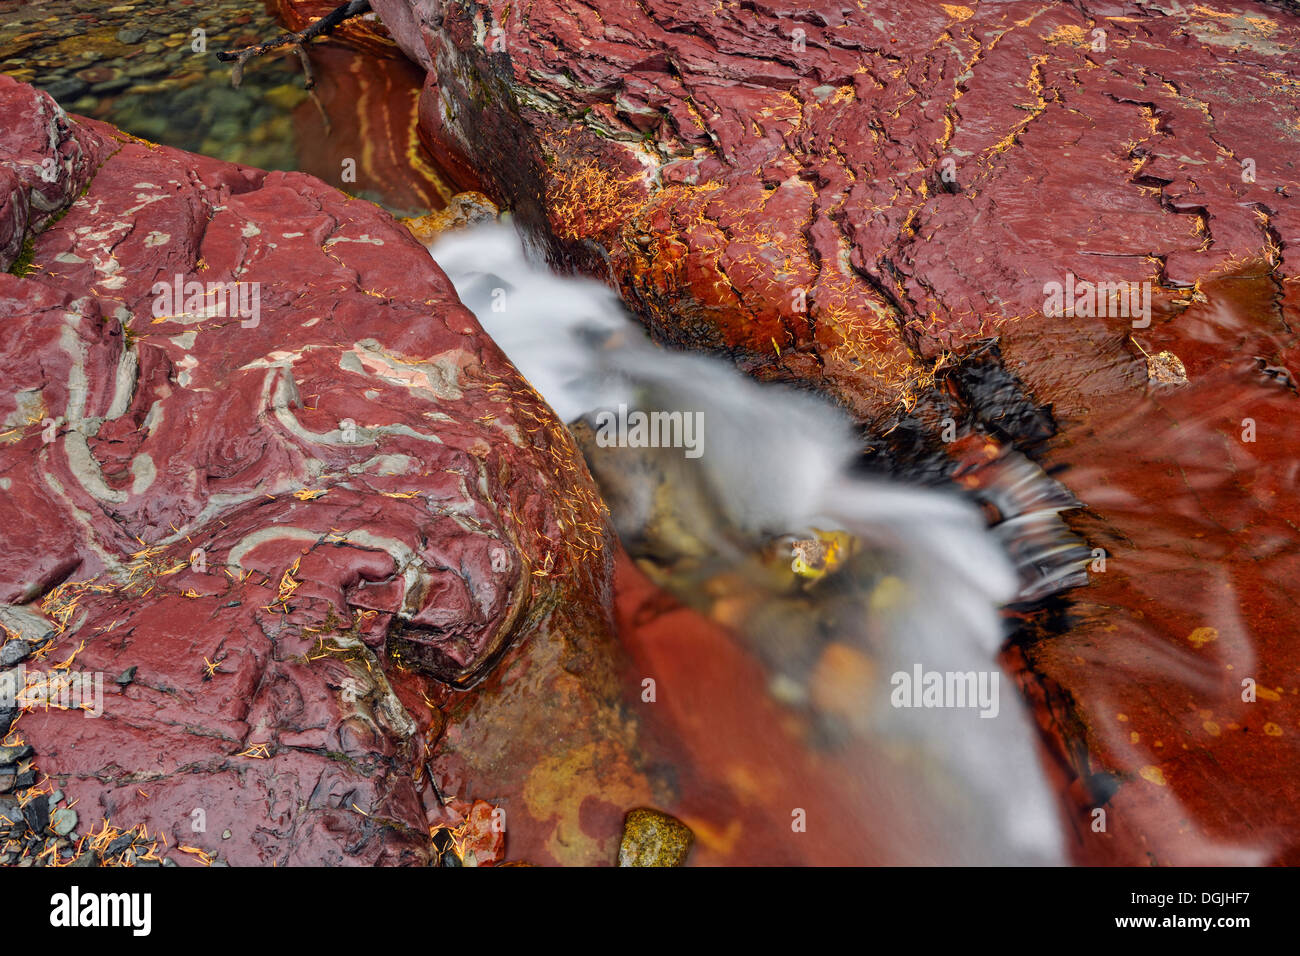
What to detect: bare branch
<box><xmin>215</xmin><ymin>0</ymin><xmax>372</xmax><ymax>89</ymax></box>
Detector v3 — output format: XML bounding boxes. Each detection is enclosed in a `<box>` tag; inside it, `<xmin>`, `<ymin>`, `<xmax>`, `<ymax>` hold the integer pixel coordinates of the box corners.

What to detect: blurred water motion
<box><xmin>433</xmin><ymin>224</ymin><xmax>1094</xmax><ymax>863</ymax></box>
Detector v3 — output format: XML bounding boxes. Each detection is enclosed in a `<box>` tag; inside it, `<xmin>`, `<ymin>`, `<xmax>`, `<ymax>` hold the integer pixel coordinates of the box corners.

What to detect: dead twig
<box><xmin>215</xmin><ymin>0</ymin><xmax>372</xmax><ymax>89</ymax></box>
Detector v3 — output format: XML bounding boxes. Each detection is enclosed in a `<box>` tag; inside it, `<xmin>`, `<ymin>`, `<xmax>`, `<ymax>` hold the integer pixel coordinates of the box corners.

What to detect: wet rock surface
<box><xmin>269</xmin><ymin>0</ymin><xmax>400</xmax><ymax>59</ymax></box>
<box><xmin>0</xmin><ymin>0</ymin><xmax>307</xmax><ymax>172</ymax></box>
<box><xmin>368</xmin><ymin>0</ymin><xmax>1300</xmax><ymax>862</ymax></box>
<box><xmin>0</xmin><ymin>0</ymin><xmax>452</xmax><ymax>217</ymax></box>
<box><xmin>617</xmin><ymin>807</ymin><xmax>692</xmax><ymax>867</ymax></box>
<box><xmin>371</xmin><ymin>0</ymin><xmax>1299</xmax><ymax>422</ymax></box>
<box><xmin>0</xmin><ymin>0</ymin><xmax>1295</xmax><ymax>867</ymax></box>
<box><xmin>0</xmin><ymin>74</ymin><xmax>628</xmax><ymax>865</ymax></box>
<box><xmin>1014</xmin><ymin>264</ymin><xmax>1300</xmax><ymax>864</ymax></box>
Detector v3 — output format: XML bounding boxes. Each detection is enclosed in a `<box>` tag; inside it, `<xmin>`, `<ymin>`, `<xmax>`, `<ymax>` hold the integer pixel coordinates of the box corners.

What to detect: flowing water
<box><xmin>9</xmin><ymin>2</ymin><xmax>1285</xmax><ymax>863</ymax></box>
<box><xmin>432</xmin><ymin>223</ymin><xmax>1087</xmax><ymax>863</ymax></box>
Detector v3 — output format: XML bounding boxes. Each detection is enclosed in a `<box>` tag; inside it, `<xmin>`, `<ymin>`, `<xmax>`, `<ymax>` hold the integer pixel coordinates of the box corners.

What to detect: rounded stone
<box><xmin>617</xmin><ymin>808</ymin><xmax>693</xmax><ymax>867</ymax></box>
<box><xmin>51</xmin><ymin>807</ymin><xmax>77</xmax><ymax>837</ymax></box>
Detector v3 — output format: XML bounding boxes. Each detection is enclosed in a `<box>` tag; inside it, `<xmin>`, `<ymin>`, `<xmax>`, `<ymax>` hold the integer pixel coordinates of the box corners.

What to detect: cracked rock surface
<box><xmin>369</xmin><ymin>0</ymin><xmax>1300</xmax><ymax>863</ymax></box>
<box><xmin>373</xmin><ymin>0</ymin><xmax>1298</xmax><ymax>422</ymax></box>
<box><xmin>0</xmin><ymin>74</ymin><xmax>627</xmax><ymax>865</ymax></box>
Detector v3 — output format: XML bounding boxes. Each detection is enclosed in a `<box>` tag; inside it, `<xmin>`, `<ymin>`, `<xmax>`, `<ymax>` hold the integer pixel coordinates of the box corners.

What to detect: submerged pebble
<box><xmin>617</xmin><ymin>808</ymin><xmax>694</xmax><ymax>867</ymax></box>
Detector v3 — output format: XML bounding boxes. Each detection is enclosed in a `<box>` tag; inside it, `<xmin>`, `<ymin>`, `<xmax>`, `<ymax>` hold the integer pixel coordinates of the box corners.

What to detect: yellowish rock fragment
<box><xmin>618</xmin><ymin>808</ymin><xmax>694</xmax><ymax>867</ymax></box>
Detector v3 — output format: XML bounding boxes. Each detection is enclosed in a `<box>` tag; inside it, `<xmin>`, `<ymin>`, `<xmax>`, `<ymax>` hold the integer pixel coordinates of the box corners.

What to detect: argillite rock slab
<box><xmin>0</xmin><ymin>74</ymin><xmax>625</xmax><ymax>865</ymax></box>
<box><xmin>371</xmin><ymin>0</ymin><xmax>1299</xmax><ymax>422</ymax></box>
<box><xmin>365</xmin><ymin>0</ymin><xmax>1300</xmax><ymax>863</ymax></box>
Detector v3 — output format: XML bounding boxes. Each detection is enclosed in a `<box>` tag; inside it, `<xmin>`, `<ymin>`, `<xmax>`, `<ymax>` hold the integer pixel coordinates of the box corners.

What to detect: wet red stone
<box><xmin>5</xmin><ymin>0</ymin><xmax>1299</xmax><ymax>865</ymax></box>
<box><xmin>1012</xmin><ymin>263</ymin><xmax>1300</xmax><ymax>865</ymax></box>
<box><xmin>0</xmin><ymin>75</ymin><xmax>620</xmax><ymax>865</ymax></box>
<box><xmin>267</xmin><ymin>2</ymin><xmax>458</xmax><ymax>218</ymax></box>
<box><xmin>611</xmin><ymin>549</ymin><xmax>1074</xmax><ymax>865</ymax></box>
<box><xmin>269</xmin><ymin>0</ymin><xmax>400</xmax><ymax>59</ymax></box>
<box><xmin>368</xmin><ymin>0</ymin><xmax>1300</xmax><ymax>863</ymax></box>
<box><xmin>371</xmin><ymin>0</ymin><xmax>1300</xmax><ymax>421</ymax></box>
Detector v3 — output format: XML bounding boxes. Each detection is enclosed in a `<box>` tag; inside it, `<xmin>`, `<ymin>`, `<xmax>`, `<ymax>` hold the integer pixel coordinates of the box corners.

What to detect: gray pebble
<box><xmin>0</xmin><ymin>743</ymin><xmax>33</xmax><ymax>765</ymax></box>
<box><xmin>91</xmin><ymin>76</ymin><xmax>133</xmax><ymax>96</ymax></box>
<box><xmin>0</xmin><ymin>639</ymin><xmax>31</xmax><ymax>667</ymax></box>
<box><xmin>52</xmin><ymin>808</ymin><xmax>77</xmax><ymax>836</ymax></box>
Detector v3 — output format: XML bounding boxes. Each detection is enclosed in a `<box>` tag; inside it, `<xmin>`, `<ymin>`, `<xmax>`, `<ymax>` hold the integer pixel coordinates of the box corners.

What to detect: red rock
<box><xmin>290</xmin><ymin>43</ymin><xmax>454</xmax><ymax>218</ymax></box>
<box><xmin>422</xmin><ymin>570</ymin><xmax>655</xmax><ymax>867</ymax></box>
<box><xmin>263</xmin><ymin>0</ymin><xmax>459</xmax><ymax>217</ymax></box>
<box><xmin>436</xmin><ymin>797</ymin><xmax>505</xmax><ymax>866</ymax></box>
<box><xmin>1013</xmin><ymin>263</ymin><xmax>1300</xmax><ymax>865</ymax></box>
<box><xmin>0</xmin><ymin>80</ymin><xmax>105</xmax><ymax>273</ymax></box>
<box><xmin>0</xmin><ymin>75</ymin><xmax>626</xmax><ymax>866</ymax></box>
<box><xmin>609</xmin><ymin>549</ymin><xmax>963</xmax><ymax>865</ymax></box>
<box><xmin>364</xmin><ymin>0</ymin><xmax>1300</xmax><ymax>863</ymax></box>
<box><xmin>370</xmin><ymin>0</ymin><xmax>1299</xmax><ymax>420</ymax></box>
<box><xmin>270</xmin><ymin>0</ymin><xmax>402</xmax><ymax>59</ymax></box>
